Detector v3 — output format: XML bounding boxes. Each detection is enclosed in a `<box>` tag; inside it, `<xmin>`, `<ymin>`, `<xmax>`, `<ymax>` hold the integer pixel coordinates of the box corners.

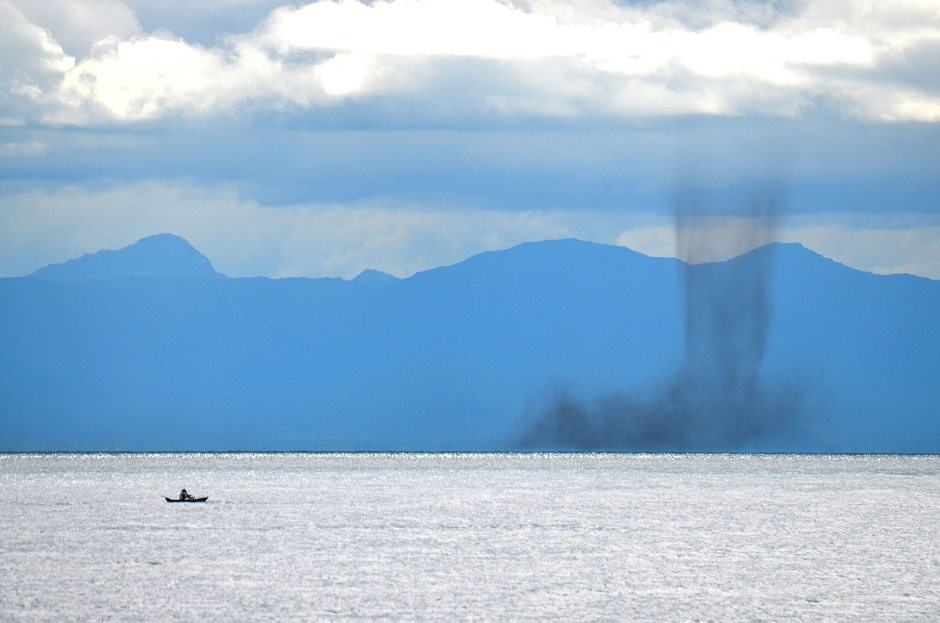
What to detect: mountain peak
<box><xmin>352</xmin><ymin>269</ymin><xmax>400</xmax><ymax>284</ymax></box>
<box><xmin>31</xmin><ymin>234</ymin><xmax>224</xmax><ymax>280</ymax></box>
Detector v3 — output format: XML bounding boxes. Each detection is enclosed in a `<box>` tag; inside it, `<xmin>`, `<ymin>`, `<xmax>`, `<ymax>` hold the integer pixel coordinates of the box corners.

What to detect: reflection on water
<box><xmin>2</xmin><ymin>453</ymin><xmax>939</xmax><ymax>622</ymax></box>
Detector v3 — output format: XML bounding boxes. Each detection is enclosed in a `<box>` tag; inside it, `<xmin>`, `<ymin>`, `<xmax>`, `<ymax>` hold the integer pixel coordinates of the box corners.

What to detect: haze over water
<box><xmin>2</xmin><ymin>453</ymin><xmax>939</xmax><ymax>622</ymax></box>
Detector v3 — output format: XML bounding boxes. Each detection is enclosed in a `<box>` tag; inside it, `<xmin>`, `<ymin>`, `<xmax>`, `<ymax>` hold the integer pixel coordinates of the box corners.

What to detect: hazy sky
<box><xmin>2</xmin><ymin>0</ymin><xmax>939</xmax><ymax>278</ymax></box>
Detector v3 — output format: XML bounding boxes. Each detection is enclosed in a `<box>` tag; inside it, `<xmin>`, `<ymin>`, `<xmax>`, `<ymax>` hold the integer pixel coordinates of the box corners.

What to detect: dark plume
<box><xmin>517</xmin><ymin>189</ymin><xmax>803</xmax><ymax>451</ymax></box>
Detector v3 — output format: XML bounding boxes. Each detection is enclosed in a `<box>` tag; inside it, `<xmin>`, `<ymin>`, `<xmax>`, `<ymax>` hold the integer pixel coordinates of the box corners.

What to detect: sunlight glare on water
<box><xmin>1</xmin><ymin>453</ymin><xmax>939</xmax><ymax>621</ymax></box>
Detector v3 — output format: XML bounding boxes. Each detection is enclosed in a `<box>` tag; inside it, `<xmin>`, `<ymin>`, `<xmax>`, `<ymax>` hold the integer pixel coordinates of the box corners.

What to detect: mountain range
<box><xmin>1</xmin><ymin>234</ymin><xmax>938</xmax><ymax>452</ymax></box>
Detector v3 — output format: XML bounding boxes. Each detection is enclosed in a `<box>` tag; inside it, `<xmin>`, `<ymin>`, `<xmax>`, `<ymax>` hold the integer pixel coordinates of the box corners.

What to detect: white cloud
<box><xmin>8</xmin><ymin>0</ymin><xmax>141</xmax><ymax>57</ymax></box>
<box><xmin>56</xmin><ymin>37</ymin><xmax>253</xmax><ymax>120</ymax></box>
<box><xmin>0</xmin><ymin>1</ymin><xmax>76</xmax><ymax>79</ymax></box>
<box><xmin>1</xmin><ymin>182</ymin><xmax>938</xmax><ymax>280</ymax></box>
<box><xmin>3</xmin><ymin>0</ymin><xmax>940</xmax><ymax>124</ymax></box>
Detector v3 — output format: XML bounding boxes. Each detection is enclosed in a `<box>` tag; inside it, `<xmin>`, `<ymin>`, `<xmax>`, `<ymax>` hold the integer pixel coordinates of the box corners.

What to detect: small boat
<box><xmin>166</xmin><ymin>489</ymin><xmax>208</xmax><ymax>503</ymax></box>
<box><xmin>165</xmin><ymin>495</ymin><xmax>208</xmax><ymax>503</ymax></box>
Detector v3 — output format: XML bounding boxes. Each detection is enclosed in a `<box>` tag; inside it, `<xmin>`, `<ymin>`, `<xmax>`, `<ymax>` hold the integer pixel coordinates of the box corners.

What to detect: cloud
<box><xmin>1</xmin><ymin>181</ymin><xmax>939</xmax><ymax>280</ymax></box>
<box><xmin>8</xmin><ymin>0</ymin><xmax>141</xmax><ymax>57</ymax></box>
<box><xmin>0</xmin><ymin>2</ymin><xmax>76</xmax><ymax>79</ymax></box>
<box><xmin>2</xmin><ymin>0</ymin><xmax>940</xmax><ymax>124</ymax></box>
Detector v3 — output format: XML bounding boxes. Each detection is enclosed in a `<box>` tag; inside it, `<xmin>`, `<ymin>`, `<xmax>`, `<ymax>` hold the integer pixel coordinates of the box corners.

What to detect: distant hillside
<box><xmin>1</xmin><ymin>238</ymin><xmax>938</xmax><ymax>452</ymax></box>
<box><xmin>352</xmin><ymin>269</ymin><xmax>401</xmax><ymax>284</ymax></box>
<box><xmin>30</xmin><ymin>234</ymin><xmax>223</xmax><ymax>280</ymax></box>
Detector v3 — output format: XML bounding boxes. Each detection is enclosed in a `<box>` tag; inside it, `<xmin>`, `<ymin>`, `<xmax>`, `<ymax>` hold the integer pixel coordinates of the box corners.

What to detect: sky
<box><xmin>1</xmin><ymin>0</ymin><xmax>939</xmax><ymax>279</ymax></box>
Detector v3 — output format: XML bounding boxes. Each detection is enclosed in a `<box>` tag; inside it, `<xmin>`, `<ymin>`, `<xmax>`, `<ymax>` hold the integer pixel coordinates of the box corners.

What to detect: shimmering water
<box><xmin>1</xmin><ymin>453</ymin><xmax>939</xmax><ymax>622</ymax></box>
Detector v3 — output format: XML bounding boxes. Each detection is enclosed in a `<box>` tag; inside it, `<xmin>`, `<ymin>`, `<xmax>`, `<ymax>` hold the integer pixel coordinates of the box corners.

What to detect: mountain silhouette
<box><xmin>30</xmin><ymin>234</ymin><xmax>223</xmax><ymax>280</ymax></box>
<box><xmin>2</xmin><ymin>237</ymin><xmax>938</xmax><ymax>452</ymax></box>
<box><xmin>352</xmin><ymin>269</ymin><xmax>401</xmax><ymax>284</ymax></box>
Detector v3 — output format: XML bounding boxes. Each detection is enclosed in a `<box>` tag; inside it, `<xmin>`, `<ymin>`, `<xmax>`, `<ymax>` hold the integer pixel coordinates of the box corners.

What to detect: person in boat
<box><xmin>179</xmin><ymin>488</ymin><xmax>190</xmax><ymax>501</ymax></box>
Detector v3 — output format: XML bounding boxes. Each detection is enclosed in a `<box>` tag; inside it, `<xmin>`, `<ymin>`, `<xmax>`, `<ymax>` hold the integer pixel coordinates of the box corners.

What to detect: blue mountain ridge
<box><xmin>1</xmin><ymin>238</ymin><xmax>937</xmax><ymax>452</ymax></box>
<box><xmin>30</xmin><ymin>234</ymin><xmax>223</xmax><ymax>280</ymax></box>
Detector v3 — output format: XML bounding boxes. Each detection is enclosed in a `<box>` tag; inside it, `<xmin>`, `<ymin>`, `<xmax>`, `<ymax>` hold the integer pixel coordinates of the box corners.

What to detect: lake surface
<box><xmin>1</xmin><ymin>453</ymin><xmax>939</xmax><ymax>621</ymax></box>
